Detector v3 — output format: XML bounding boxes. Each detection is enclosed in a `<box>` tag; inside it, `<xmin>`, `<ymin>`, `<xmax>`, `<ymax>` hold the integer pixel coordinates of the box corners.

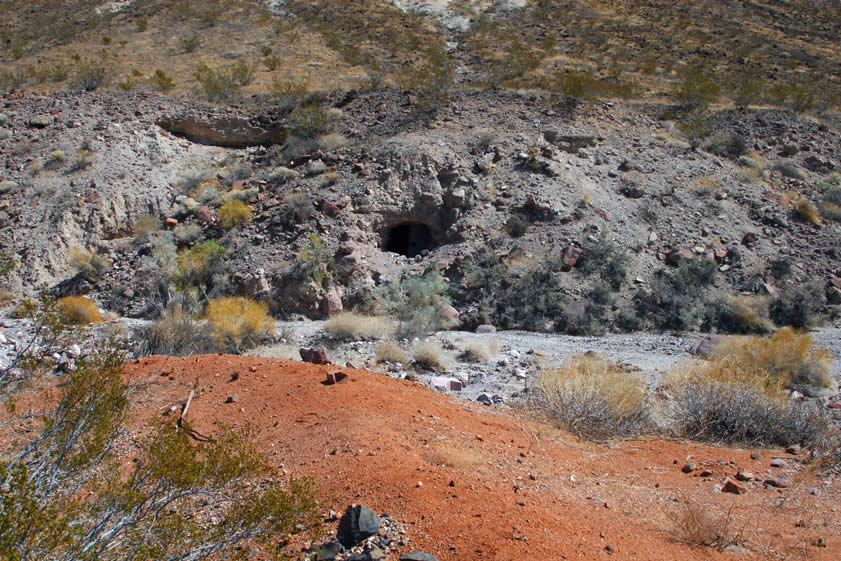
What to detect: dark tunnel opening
<box><xmin>383</xmin><ymin>223</ymin><xmax>435</xmax><ymax>258</ymax></box>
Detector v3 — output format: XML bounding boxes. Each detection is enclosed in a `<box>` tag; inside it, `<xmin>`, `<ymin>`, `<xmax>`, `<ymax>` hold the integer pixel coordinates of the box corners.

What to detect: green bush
<box><xmin>576</xmin><ymin>230</ymin><xmax>629</xmax><ymax>290</ymax></box>
<box><xmin>297</xmin><ymin>233</ymin><xmax>334</xmax><ymax>288</ymax></box>
<box><xmin>194</xmin><ymin>63</ymin><xmax>240</xmax><ymax>102</ymax></box>
<box><xmin>149</xmin><ymin>69</ymin><xmax>174</xmax><ymax>92</ymax></box>
<box><xmin>634</xmin><ymin>260</ymin><xmax>717</xmax><ymax>330</ymax></box>
<box><xmin>180</xmin><ymin>33</ymin><xmax>201</xmax><ymax>53</ymax></box>
<box><xmin>217</xmin><ymin>199</ymin><xmax>251</xmax><ymax>229</ymax></box>
<box><xmin>176</xmin><ymin>240</ymin><xmax>225</xmax><ymax>289</ymax></box>
<box><xmin>138</xmin><ymin>304</ymin><xmax>215</xmax><ymax>356</ymax></box>
<box><xmin>70</xmin><ymin>56</ymin><xmax>110</xmax><ymax>91</ymax></box>
<box><xmin>378</xmin><ymin>269</ymin><xmax>456</xmax><ymax>336</ymax></box>
<box><xmin>770</xmin><ymin>282</ymin><xmax>825</xmax><ymax>328</ymax></box>
<box><xmin>674</xmin><ymin>66</ymin><xmax>721</xmax><ymax>108</ymax></box>
<box><xmin>0</xmin><ymin>299</ymin><xmax>321</xmax><ymax>561</ymax></box>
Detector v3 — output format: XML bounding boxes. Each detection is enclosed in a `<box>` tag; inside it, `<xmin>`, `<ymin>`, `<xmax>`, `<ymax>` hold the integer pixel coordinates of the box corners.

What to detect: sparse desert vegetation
<box><xmin>2</xmin><ymin>1</ymin><xmax>841</xmax><ymax>559</ymax></box>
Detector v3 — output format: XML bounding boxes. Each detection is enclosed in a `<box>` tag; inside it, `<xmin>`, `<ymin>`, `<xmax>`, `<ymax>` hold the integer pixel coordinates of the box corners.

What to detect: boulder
<box><xmin>689</xmin><ymin>335</ymin><xmax>727</xmax><ymax>358</ymax></box>
<box><xmin>300</xmin><ymin>346</ymin><xmax>330</xmax><ymax>365</ymax></box>
<box><xmin>475</xmin><ymin>324</ymin><xmax>496</xmax><ymax>334</ymax></box>
<box><xmin>561</xmin><ymin>246</ymin><xmax>582</xmax><ymax>269</ymax></box>
<box><xmin>337</xmin><ymin>505</ymin><xmax>380</xmax><ymax>548</ymax></box>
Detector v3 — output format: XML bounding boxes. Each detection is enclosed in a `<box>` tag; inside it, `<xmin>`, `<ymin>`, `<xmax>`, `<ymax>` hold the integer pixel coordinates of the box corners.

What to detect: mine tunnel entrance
<box><xmin>383</xmin><ymin>223</ymin><xmax>435</xmax><ymax>258</ymax></box>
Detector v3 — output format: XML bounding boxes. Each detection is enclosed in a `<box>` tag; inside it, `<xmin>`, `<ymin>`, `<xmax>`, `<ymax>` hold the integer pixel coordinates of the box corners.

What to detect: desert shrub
<box><xmin>173</xmin><ymin>222</ymin><xmax>202</xmax><ymax>245</ymax></box>
<box><xmin>701</xmin><ymin>131</ymin><xmax>747</xmax><ymax>158</ymax></box>
<box><xmin>534</xmin><ymin>354</ymin><xmax>650</xmax><ymax>440</ymax></box>
<box><xmin>318</xmin><ymin>133</ymin><xmax>346</xmax><ymax>151</ymax></box>
<box><xmin>795</xmin><ymin>198</ymin><xmax>822</xmax><ymax>225</ymax></box>
<box><xmin>768</xmin><ymin>257</ymin><xmax>793</xmax><ymax>280</ymax></box>
<box><xmin>268</xmin><ymin>166</ymin><xmax>300</xmax><ymax>184</ymax></box>
<box><xmin>667</xmin><ymin>501</ymin><xmax>743</xmax><ymax>551</ymax></box>
<box><xmin>396</xmin><ymin>42</ymin><xmax>453</xmax><ymax>113</ymax></box>
<box><xmin>666</xmin><ymin>328</ymin><xmax>835</xmax><ymax>446</ymax></box>
<box><xmin>412</xmin><ymin>339</ymin><xmax>448</xmax><ymax>372</ymax></box>
<box><xmin>70</xmin><ymin>56</ymin><xmax>109</xmax><ymax>91</ymax></box>
<box><xmin>270</xmin><ymin>77</ymin><xmax>309</xmax><ymax>111</ymax></box>
<box><xmin>674</xmin><ymin>66</ymin><xmax>721</xmax><ymax>108</ymax></box>
<box><xmin>458</xmin><ymin>338</ymin><xmax>500</xmax><ymax>363</ymax></box>
<box><xmin>706</xmin><ymin>328</ymin><xmax>834</xmax><ymax>394</ymax></box>
<box><xmin>264</xmin><ymin>55</ymin><xmax>281</xmax><ymax>71</ymax></box>
<box><xmin>68</xmin><ymin>247</ymin><xmax>110</xmax><ymax>279</ymax></box>
<box><xmin>180</xmin><ymin>33</ymin><xmax>202</xmax><ymax>52</ymax></box>
<box><xmin>149</xmin><ymin>69</ymin><xmax>174</xmax><ymax>92</ymax></box>
<box><xmin>774</xmin><ymin>162</ymin><xmax>806</xmax><ymax>180</ymax></box>
<box><xmin>451</xmin><ymin>247</ymin><xmax>567</xmax><ymax>332</ymax></box>
<box><xmin>0</xmin><ymin>249</ymin><xmax>15</xmax><ymax>282</ymax></box>
<box><xmin>427</xmin><ymin>440</ymin><xmax>484</xmax><ymax>471</ymax></box>
<box><xmin>204</xmin><ymin>296</ymin><xmax>275</xmax><ymax>352</ymax></box>
<box><xmin>378</xmin><ymin>270</ymin><xmax>456</xmax><ymax>336</ymax></box>
<box><xmin>57</xmin><ymin>295</ymin><xmax>104</xmax><ymax>324</ymax></box>
<box><xmin>324</xmin><ymin>312</ymin><xmax>393</xmax><ymax>340</ymax></box>
<box><xmin>374</xmin><ymin>340</ymin><xmax>409</xmax><ymax>365</ymax></box>
<box><xmin>296</xmin><ymin>233</ymin><xmax>334</xmax><ymax>288</ymax></box>
<box><xmin>68</xmin><ymin>150</ymin><xmax>94</xmax><ymax>172</ymax></box>
<box><xmin>635</xmin><ymin>260</ymin><xmax>717</xmax><ymax>331</ymax></box>
<box><xmin>176</xmin><ymin>240</ymin><xmax>225</xmax><ymax>289</ymax></box>
<box><xmin>730</xmin><ymin>72</ymin><xmax>766</xmax><ymax>110</ymax></box>
<box><xmin>230</xmin><ymin>60</ymin><xmax>255</xmax><ymax>86</ymax></box>
<box><xmin>194</xmin><ymin>63</ymin><xmax>240</xmax><ymax>102</ymax></box>
<box><xmin>138</xmin><ymin>304</ymin><xmax>215</xmax><ymax>356</ymax></box>
<box><xmin>714</xmin><ymin>295</ymin><xmax>772</xmax><ymax>334</ymax></box>
<box><xmin>133</xmin><ymin>214</ymin><xmax>161</xmax><ymax>237</ymax></box>
<box><xmin>504</xmin><ymin>214</ymin><xmax>529</xmax><ymax>237</ymax></box>
<box><xmin>0</xmin><ymin>315</ymin><xmax>321</xmax><ymax>560</ymax></box>
<box><xmin>217</xmin><ymin>199</ymin><xmax>251</xmax><ymax>229</ymax></box>
<box><xmin>178</xmin><ymin>166</ymin><xmax>216</xmax><ymax>193</ymax></box>
<box><xmin>288</xmin><ymin>103</ymin><xmax>334</xmax><ymax>137</ymax></box>
<box><xmin>576</xmin><ymin>230</ymin><xmax>629</xmax><ymax>290</ymax></box>
<box><xmin>770</xmin><ymin>282</ymin><xmax>825</xmax><ymax>328</ymax></box>
<box><xmin>667</xmin><ymin>376</ymin><xmax>831</xmax><ymax>447</ymax></box>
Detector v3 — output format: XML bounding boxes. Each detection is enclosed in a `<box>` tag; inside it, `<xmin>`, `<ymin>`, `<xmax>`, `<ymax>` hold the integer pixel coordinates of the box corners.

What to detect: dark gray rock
<box><xmin>337</xmin><ymin>505</ymin><xmax>380</xmax><ymax>548</ymax></box>
<box><xmin>316</xmin><ymin>541</ymin><xmax>343</xmax><ymax>561</ymax></box>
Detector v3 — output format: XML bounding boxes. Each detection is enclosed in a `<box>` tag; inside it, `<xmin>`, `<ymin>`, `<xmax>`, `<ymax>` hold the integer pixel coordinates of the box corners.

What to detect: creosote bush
<box><xmin>0</xmin><ymin>301</ymin><xmax>322</xmax><ymax>560</ymax></box>
<box><xmin>535</xmin><ymin>354</ymin><xmax>649</xmax><ymax>440</ymax></box>
<box><xmin>377</xmin><ymin>270</ymin><xmax>456</xmax><ymax>336</ymax></box>
<box><xmin>204</xmin><ymin>296</ymin><xmax>274</xmax><ymax>352</ymax></box>
<box><xmin>56</xmin><ymin>295</ymin><xmax>104</xmax><ymax>325</ymax></box>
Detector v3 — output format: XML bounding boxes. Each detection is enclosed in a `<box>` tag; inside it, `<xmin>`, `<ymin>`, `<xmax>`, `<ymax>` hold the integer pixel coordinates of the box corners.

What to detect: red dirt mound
<box><xmin>124</xmin><ymin>355</ymin><xmax>841</xmax><ymax>561</ymax></box>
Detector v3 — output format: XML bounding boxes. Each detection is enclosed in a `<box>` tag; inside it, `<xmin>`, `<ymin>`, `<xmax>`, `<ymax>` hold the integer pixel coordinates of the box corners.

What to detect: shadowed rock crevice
<box><xmin>156</xmin><ymin>116</ymin><xmax>287</xmax><ymax>148</ymax></box>
<box><xmin>383</xmin><ymin>222</ymin><xmax>435</xmax><ymax>258</ymax></box>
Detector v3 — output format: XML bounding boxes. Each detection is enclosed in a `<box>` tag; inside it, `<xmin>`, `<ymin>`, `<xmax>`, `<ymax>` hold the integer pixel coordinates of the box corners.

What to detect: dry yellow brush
<box><xmin>666</xmin><ymin>328</ymin><xmax>837</xmax><ymax>447</ymax></box>
<box><xmin>204</xmin><ymin>296</ymin><xmax>274</xmax><ymax>352</ymax></box>
<box><xmin>536</xmin><ymin>354</ymin><xmax>649</xmax><ymax>440</ymax></box>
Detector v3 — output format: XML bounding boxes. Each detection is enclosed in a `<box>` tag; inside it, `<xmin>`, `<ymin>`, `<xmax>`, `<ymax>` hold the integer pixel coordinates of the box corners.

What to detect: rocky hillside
<box><xmin>1</xmin><ymin>85</ymin><xmax>840</xmax><ymax>335</ymax></box>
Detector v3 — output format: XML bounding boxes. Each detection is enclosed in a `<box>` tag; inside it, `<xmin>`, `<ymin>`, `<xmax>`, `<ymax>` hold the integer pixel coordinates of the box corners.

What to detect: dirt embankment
<box><xmin>124</xmin><ymin>354</ymin><xmax>841</xmax><ymax>561</ymax></box>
